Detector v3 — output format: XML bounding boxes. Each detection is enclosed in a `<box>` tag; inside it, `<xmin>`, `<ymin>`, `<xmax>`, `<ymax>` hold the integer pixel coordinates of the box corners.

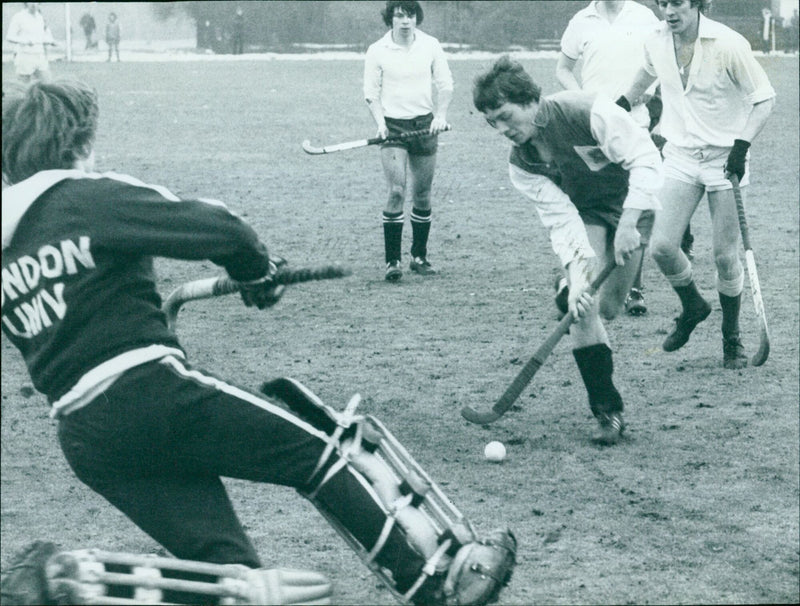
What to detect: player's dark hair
<box><xmin>658</xmin><ymin>0</ymin><xmax>711</xmax><ymax>13</ymax></box>
<box><xmin>692</xmin><ymin>0</ymin><xmax>711</xmax><ymax>12</ymax></box>
<box><xmin>382</xmin><ymin>1</ymin><xmax>423</xmax><ymax>27</ymax></box>
<box><xmin>2</xmin><ymin>80</ymin><xmax>99</xmax><ymax>185</ymax></box>
<box><xmin>472</xmin><ymin>55</ymin><xmax>542</xmax><ymax>113</ymax></box>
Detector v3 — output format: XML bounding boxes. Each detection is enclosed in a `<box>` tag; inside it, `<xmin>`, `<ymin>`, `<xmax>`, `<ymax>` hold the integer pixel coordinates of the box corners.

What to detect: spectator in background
<box><xmin>761</xmin><ymin>8</ymin><xmax>772</xmax><ymax>54</ymax></box>
<box><xmin>198</xmin><ymin>19</ymin><xmax>213</xmax><ymax>51</ymax></box>
<box><xmin>232</xmin><ymin>6</ymin><xmax>245</xmax><ymax>54</ymax></box>
<box><xmin>105</xmin><ymin>12</ymin><xmax>121</xmax><ymax>62</ymax></box>
<box><xmin>5</xmin><ymin>2</ymin><xmax>56</xmax><ymax>83</ymax></box>
<box><xmin>79</xmin><ymin>12</ymin><xmax>97</xmax><ymax>50</ymax></box>
<box><xmin>788</xmin><ymin>10</ymin><xmax>799</xmax><ymax>53</ymax></box>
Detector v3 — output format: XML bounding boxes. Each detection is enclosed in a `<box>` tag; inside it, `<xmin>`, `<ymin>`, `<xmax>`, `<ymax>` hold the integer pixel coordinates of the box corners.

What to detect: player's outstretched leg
<box><xmin>261</xmin><ymin>378</ymin><xmax>517</xmax><ymax>605</ymax></box>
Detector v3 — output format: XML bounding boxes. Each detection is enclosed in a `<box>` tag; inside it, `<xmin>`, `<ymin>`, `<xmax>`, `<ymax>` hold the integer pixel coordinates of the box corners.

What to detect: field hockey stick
<box><xmin>163</xmin><ymin>265</ymin><xmax>352</xmax><ymax>331</ymax></box>
<box><xmin>461</xmin><ymin>259</ymin><xmax>618</xmax><ymax>425</ymax></box>
<box><xmin>728</xmin><ymin>174</ymin><xmax>770</xmax><ymax>366</ymax></box>
<box><xmin>302</xmin><ymin>124</ymin><xmax>451</xmax><ymax>155</ymax></box>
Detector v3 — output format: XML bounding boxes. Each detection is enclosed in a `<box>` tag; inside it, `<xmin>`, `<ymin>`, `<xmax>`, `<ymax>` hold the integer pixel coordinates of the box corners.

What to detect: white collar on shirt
<box><xmin>377</xmin><ymin>28</ymin><xmax>429</xmax><ymax>50</ymax></box>
<box><xmin>2</xmin><ymin>170</ymin><xmax>87</xmax><ymax>249</ymax></box>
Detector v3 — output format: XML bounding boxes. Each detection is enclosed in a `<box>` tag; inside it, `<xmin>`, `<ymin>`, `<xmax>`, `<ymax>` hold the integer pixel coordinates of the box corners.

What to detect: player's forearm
<box><xmin>621</xmin><ymin>68</ymin><xmax>657</xmax><ymax>107</ymax></box>
<box><xmin>738</xmin><ymin>97</ymin><xmax>775</xmax><ymax>143</ymax></box>
<box><xmin>555</xmin><ymin>55</ymin><xmax>581</xmax><ymax>91</ymax></box>
<box><xmin>365</xmin><ymin>98</ymin><xmax>385</xmax><ymax>130</ymax></box>
<box><xmin>435</xmin><ymin>88</ymin><xmax>453</xmax><ymax>121</ymax></box>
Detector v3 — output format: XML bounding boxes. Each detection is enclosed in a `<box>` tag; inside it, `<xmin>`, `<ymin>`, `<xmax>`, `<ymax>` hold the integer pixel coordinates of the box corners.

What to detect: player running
<box><xmin>618</xmin><ymin>0</ymin><xmax>775</xmax><ymax>368</ymax></box>
<box><xmin>1</xmin><ymin>80</ymin><xmax>515</xmax><ymax>605</ymax></box>
<box><xmin>473</xmin><ymin>56</ymin><xmax>663</xmax><ymax>445</ymax></box>
<box><xmin>364</xmin><ymin>1</ymin><xmax>453</xmax><ymax>281</ymax></box>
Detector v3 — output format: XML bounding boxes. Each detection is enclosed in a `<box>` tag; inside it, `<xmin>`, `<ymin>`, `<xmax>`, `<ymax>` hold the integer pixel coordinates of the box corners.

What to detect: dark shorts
<box><xmin>57</xmin><ymin>356</ymin><xmax>328</xmax><ymax>567</ymax></box>
<box><xmin>581</xmin><ymin>207</ymin><xmax>654</xmax><ymax>247</ymax></box>
<box><xmin>383</xmin><ymin>113</ymin><xmax>438</xmax><ymax>156</ymax></box>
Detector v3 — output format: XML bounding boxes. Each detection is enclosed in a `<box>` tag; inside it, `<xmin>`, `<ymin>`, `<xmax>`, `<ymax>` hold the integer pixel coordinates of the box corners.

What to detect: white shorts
<box><xmin>662</xmin><ymin>142</ymin><xmax>750</xmax><ymax>191</ymax></box>
<box><xmin>14</xmin><ymin>50</ymin><xmax>49</xmax><ymax>77</ymax></box>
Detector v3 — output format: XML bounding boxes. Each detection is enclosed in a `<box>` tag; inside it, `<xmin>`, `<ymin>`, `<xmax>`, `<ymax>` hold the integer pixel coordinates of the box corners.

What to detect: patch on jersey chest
<box><xmin>573</xmin><ymin>145</ymin><xmax>611</xmax><ymax>172</ymax></box>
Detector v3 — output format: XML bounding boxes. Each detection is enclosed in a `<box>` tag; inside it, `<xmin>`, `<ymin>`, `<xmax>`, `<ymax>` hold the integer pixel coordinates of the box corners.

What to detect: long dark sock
<box><xmin>674</xmin><ymin>280</ymin><xmax>707</xmax><ymax>314</ymax></box>
<box><xmin>382</xmin><ymin>211</ymin><xmax>404</xmax><ymax>264</ymax></box>
<box><xmin>719</xmin><ymin>292</ymin><xmax>742</xmax><ymax>338</ymax></box>
<box><xmin>410</xmin><ymin>207</ymin><xmax>431</xmax><ymax>259</ymax></box>
<box><xmin>573</xmin><ymin>343</ymin><xmax>623</xmax><ymax>417</ymax></box>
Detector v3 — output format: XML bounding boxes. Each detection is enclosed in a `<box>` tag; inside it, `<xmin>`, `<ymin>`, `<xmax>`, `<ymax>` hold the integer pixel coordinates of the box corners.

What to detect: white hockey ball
<box><xmin>484</xmin><ymin>441</ymin><xmax>506</xmax><ymax>462</ymax></box>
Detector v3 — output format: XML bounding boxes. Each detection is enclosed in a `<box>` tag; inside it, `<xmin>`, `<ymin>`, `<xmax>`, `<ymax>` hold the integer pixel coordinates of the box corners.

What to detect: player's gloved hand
<box><xmin>724</xmin><ymin>139</ymin><xmax>750</xmax><ymax>181</ymax></box>
<box><xmin>567</xmin><ymin>258</ymin><xmax>595</xmax><ymax>320</ymax></box>
<box><xmin>239</xmin><ymin>257</ymin><xmax>287</xmax><ymax>310</ymax></box>
<box><xmin>615</xmin><ymin>95</ymin><xmax>632</xmax><ymax>112</ymax></box>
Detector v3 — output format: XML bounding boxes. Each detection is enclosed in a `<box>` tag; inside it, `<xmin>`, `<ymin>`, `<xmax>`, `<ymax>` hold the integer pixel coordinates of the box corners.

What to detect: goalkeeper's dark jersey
<box><xmin>1</xmin><ymin>170</ymin><xmax>271</xmax><ymax>404</ymax></box>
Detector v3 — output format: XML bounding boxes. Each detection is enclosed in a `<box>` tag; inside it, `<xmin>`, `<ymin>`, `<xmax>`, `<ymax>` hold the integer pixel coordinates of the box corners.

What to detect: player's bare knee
<box><xmin>387</xmin><ymin>185</ymin><xmax>405</xmax><ymax>207</ymax></box>
<box><xmin>714</xmin><ymin>250</ymin><xmax>740</xmax><ymax>277</ymax></box>
<box><xmin>599</xmin><ymin>298</ymin><xmax>622</xmax><ymax>322</ymax></box>
<box><xmin>650</xmin><ymin>235</ymin><xmax>678</xmax><ymax>267</ymax></box>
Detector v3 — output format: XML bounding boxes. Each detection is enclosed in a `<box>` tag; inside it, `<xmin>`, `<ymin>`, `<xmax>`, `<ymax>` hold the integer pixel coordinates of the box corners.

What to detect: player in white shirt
<box><xmin>619</xmin><ymin>0</ymin><xmax>775</xmax><ymax>369</ymax></box>
<box><xmin>364</xmin><ymin>1</ymin><xmax>453</xmax><ymax>281</ymax></box>
<box><xmin>5</xmin><ymin>2</ymin><xmax>56</xmax><ymax>82</ymax></box>
<box><xmin>556</xmin><ymin>0</ymin><xmax>691</xmax><ymax>317</ymax></box>
<box><xmin>557</xmin><ymin>0</ymin><xmax>660</xmax><ymax>128</ymax></box>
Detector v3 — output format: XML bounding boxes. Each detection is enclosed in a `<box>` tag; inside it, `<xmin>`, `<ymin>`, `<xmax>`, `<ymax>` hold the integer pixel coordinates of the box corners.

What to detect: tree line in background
<box><xmin>151</xmin><ymin>0</ymin><xmax>780</xmax><ymax>54</ymax></box>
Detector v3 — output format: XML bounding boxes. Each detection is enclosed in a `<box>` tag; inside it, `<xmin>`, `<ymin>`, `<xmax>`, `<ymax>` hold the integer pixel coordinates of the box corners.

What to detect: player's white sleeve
<box><xmin>363</xmin><ymin>46</ymin><xmax>381</xmax><ymax>103</ymax></box>
<box><xmin>431</xmin><ymin>41</ymin><xmax>454</xmax><ymax>94</ymax></box>
<box><xmin>509</xmin><ymin>164</ymin><xmax>596</xmax><ymax>268</ymax></box>
<box><xmin>726</xmin><ymin>36</ymin><xmax>776</xmax><ymax>105</ymax></box>
<box><xmin>589</xmin><ymin>96</ymin><xmax>663</xmax><ymax>211</ymax></box>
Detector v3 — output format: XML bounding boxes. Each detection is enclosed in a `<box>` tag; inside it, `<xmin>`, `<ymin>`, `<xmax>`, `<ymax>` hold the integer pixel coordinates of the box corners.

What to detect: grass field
<box><xmin>2</xmin><ymin>54</ymin><xmax>799</xmax><ymax>605</ymax></box>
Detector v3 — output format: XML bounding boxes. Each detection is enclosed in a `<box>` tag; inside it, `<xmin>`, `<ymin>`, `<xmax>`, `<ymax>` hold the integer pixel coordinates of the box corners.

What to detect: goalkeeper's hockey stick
<box><xmin>163</xmin><ymin>265</ymin><xmax>351</xmax><ymax>330</ymax></box>
<box><xmin>729</xmin><ymin>174</ymin><xmax>770</xmax><ymax>366</ymax></box>
<box><xmin>461</xmin><ymin>259</ymin><xmax>618</xmax><ymax>425</ymax></box>
<box><xmin>302</xmin><ymin>125</ymin><xmax>450</xmax><ymax>155</ymax></box>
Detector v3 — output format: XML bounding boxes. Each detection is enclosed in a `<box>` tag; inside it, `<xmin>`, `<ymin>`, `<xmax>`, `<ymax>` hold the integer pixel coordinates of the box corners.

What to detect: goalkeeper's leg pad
<box><xmin>261</xmin><ymin>378</ymin><xmax>517</xmax><ymax>605</ymax></box>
